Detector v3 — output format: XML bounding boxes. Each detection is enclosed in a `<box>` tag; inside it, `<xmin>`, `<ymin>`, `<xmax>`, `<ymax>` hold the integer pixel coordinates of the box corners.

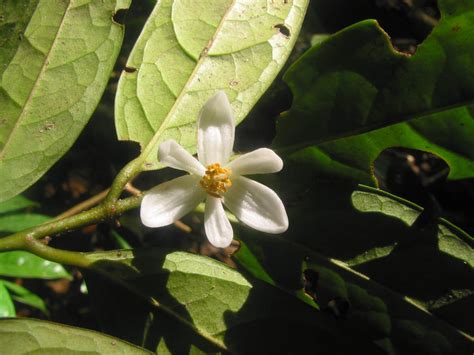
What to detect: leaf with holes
<box><xmin>234</xmin><ymin>231</ymin><xmax>473</xmax><ymax>354</ymax></box>
<box><xmin>115</xmin><ymin>0</ymin><xmax>309</xmax><ymax>168</ymax></box>
<box><xmin>274</xmin><ymin>0</ymin><xmax>474</xmax><ymax>151</ymax></box>
<box><xmin>0</xmin><ymin>0</ymin><xmax>131</xmax><ymax>203</ymax></box>
<box><xmin>83</xmin><ymin>249</ymin><xmax>375</xmax><ymax>353</ymax></box>
<box><xmin>284</xmin><ymin>104</ymin><xmax>474</xmax><ymax>185</ymax></box>
<box><xmin>0</xmin><ymin>318</ymin><xmax>152</xmax><ymax>354</ymax></box>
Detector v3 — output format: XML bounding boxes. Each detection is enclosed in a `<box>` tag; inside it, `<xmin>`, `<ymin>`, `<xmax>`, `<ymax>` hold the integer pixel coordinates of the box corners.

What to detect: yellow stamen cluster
<box><xmin>200</xmin><ymin>163</ymin><xmax>232</xmax><ymax>198</ymax></box>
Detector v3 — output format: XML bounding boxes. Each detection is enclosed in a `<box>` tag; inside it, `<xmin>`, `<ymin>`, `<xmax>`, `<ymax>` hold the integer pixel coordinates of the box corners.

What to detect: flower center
<box><xmin>200</xmin><ymin>163</ymin><xmax>232</xmax><ymax>198</ymax></box>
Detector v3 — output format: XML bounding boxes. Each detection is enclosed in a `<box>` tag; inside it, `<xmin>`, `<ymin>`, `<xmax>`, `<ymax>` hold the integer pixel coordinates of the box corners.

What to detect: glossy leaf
<box><xmin>287</xmin><ymin>104</ymin><xmax>474</xmax><ymax>184</ymax></box>
<box><xmin>234</xmin><ymin>231</ymin><xmax>473</xmax><ymax>354</ymax></box>
<box><xmin>0</xmin><ymin>318</ymin><xmax>152</xmax><ymax>354</ymax></box>
<box><xmin>256</xmin><ymin>155</ymin><xmax>473</xmax><ymax>333</ymax></box>
<box><xmin>350</xmin><ymin>185</ymin><xmax>474</xmax><ymax>334</ymax></box>
<box><xmin>274</xmin><ymin>0</ymin><xmax>474</xmax><ymax>151</ymax></box>
<box><xmin>0</xmin><ymin>0</ymin><xmax>132</xmax><ymax>203</ymax></box>
<box><xmin>115</xmin><ymin>0</ymin><xmax>309</xmax><ymax>168</ymax></box>
<box><xmin>110</xmin><ymin>229</ymin><xmax>132</xmax><ymax>249</ymax></box>
<box><xmin>2</xmin><ymin>280</ymin><xmax>48</xmax><ymax>316</ymax></box>
<box><xmin>0</xmin><ymin>195</ymin><xmax>37</xmax><ymax>214</ymax></box>
<box><xmin>351</xmin><ymin>185</ymin><xmax>474</xmax><ymax>263</ymax></box>
<box><xmin>0</xmin><ymin>251</ymin><xmax>71</xmax><ymax>280</ymax></box>
<box><xmin>0</xmin><ymin>213</ymin><xmax>49</xmax><ymax>233</ymax></box>
<box><xmin>84</xmin><ymin>249</ymin><xmax>374</xmax><ymax>353</ymax></box>
<box><xmin>0</xmin><ymin>281</ymin><xmax>15</xmax><ymax>317</ymax></box>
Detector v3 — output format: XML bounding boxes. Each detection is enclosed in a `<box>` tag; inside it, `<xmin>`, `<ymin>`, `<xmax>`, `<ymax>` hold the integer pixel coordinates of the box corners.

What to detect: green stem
<box><xmin>23</xmin><ymin>236</ymin><xmax>92</xmax><ymax>268</ymax></box>
<box><xmin>104</xmin><ymin>158</ymin><xmax>142</xmax><ymax>204</ymax></box>
<box><xmin>0</xmin><ymin>195</ymin><xmax>142</xmax><ymax>253</ymax></box>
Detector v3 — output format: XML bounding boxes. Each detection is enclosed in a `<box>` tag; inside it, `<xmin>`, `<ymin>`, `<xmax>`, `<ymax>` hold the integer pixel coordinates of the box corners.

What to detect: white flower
<box><xmin>140</xmin><ymin>91</ymin><xmax>288</xmax><ymax>248</ymax></box>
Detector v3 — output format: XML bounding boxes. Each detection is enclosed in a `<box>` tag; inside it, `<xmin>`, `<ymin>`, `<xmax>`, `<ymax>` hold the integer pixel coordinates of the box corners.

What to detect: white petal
<box><xmin>140</xmin><ymin>175</ymin><xmax>205</xmax><ymax>228</ymax></box>
<box><xmin>204</xmin><ymin>196</ymin><xmax>233</xmax><ymax>248</ymax></box>
<box><xmin>223</xmin><ymin>176</ymin><xmax>288</xmax><ymax>234</ymax></box>
<box><xmin>197</xmin><ymin>91</ymin><xmax>235</xmax><ymax>166</ymax></box>
<box><xmin>226</xmin><ymin>148</ymin><xmax>283</xmax><ymax>176</ymax></box>
<box><xmin>159</xmin><ymin>140</ymin><xmax>205</xmax><ymax>176</ymax></box>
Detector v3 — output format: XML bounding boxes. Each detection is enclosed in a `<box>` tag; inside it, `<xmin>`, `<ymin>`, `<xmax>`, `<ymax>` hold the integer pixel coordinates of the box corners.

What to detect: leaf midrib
<box><xmin>0</xmin><ymin>1</ymin><xmax>72</xmax><ymax>160</ymax></box>
<box><xmin>137</xmin><ymin>0</ymin><xmax>238</xmax><ymax>164</ymax></box>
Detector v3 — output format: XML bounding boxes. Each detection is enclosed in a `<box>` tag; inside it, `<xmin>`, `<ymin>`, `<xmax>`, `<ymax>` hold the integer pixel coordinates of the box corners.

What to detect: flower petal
<box><xmin>204</xmin><ymin>196</ymin><xmax>233</xmax><ymax>248</ymax></box>
<box><xmin>197</xmin><ymin>91</ymin><xmax>235</xmax><ymax>166</ymax></box>
<box><xmin>223</xmin><ymin>176</ymin><xmax>288</xmax><ymax>234</ymax></box>
<box><xmin>159</xmin><ymin>140</ymin><xmax>205</xmax><ymax>176</ymax></box>
<box><xmin>226</xmin><ymin>148</ymin><xmax>283</xmax><ymax>176</ymax></box>
<box><xmin>140</xmin><ymin>175</ymin><xmax>205</xmax><ymax>228</ymax></box>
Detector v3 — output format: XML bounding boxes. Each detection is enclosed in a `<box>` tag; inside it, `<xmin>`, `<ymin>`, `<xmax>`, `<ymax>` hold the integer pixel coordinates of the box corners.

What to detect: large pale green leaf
<box><xmin>84</xmin><ymin>249</ymin><xmax>376</xmax><ymax>353</ymax></box>
<box><xmin>0</xmin><ymin>281</ymin><xmax>15</xmax><ymax>317</ymax></box>
<box><xmin>0</xmin><ymin>0</ymin><xmax>131</xmax><ymax>203</ymax></box>
<box><xmin>274</xmin><ymin>0</ymin><xmax>474</xmax><ymax>151</ymax></box>
<box><xmin>0</xmin><ymin>318</ymin><xmax>152</xmax><ymax>354</ymax></box>
<box><xmin>0</xmin><ymin>1</ymin><xmax>39</xmax><ymax>75</ymax></box>
<box><xmin>234</xmin><ymin>232</ymin><xmax>473</xmax><ymax>354</ymax></box>
<box><xmin>0</xmin><ymin>251</ymin><xmax>71</xmax><ymax>279</ymax></box>
<box><xmin>115</xmin><ymin>0</ymin><xmax>309</xmax><ymax>168</ymax></box>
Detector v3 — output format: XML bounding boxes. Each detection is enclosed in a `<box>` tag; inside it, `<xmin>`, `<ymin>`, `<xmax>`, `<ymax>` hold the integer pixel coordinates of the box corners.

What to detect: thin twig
<box><xmin>174</xmin><ymin>220</ymin><xmax>192</xmax><ymax>233</ymax></box>
<box><xmin>55</xmin><ymin>189</ymin><xmax>110</xmax><ymax>220</ymax></box>
<box><xmin>55</xmin><ymin>182</ymin><xmax>142</xmax><ymax>222</ymax></box>
<box><xmin>124</xmin><ymin>182</ymin><xmax>142</xmax><ymax>196</ymax></box>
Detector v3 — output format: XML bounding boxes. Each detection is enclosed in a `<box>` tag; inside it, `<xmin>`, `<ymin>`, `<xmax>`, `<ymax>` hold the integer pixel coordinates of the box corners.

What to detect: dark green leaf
<box><xmin>0</xmin><ymin>251</ymin><xmax>71</xmax><ymax>280</ymax></box>
<box><xmin>0</xmin><ymin>318</ymin><xmax>152</xmax><ymax>354</ymax></box>
<box><xmin>0</xmin><ymin>195</ymin><xmax>37</xmax><ymax>215</ymax></box>
<box><xmin>351</xmin><ymin>185</ymin><xmax>474</xmax><ymax>256</ymax></box>
<box><xmin>0</xmin><ymin>0</ymin><xmax>132</xmax><ymax>203</ymax></box>
<box><xmin>350</xmin><ymin>185</ymin><xmax>474</xmax><ymax>334</ymax></box>
<box><xmin>110</xmin><ymin>229</ymin><xmax>132</xmax><ymax>249</ymax></box>
<box><xmin>235</xmin><ymin>231</ymin><xmax>473</xmax><ymax>354</ymax></box>
<box><xmin>274</xmin><ymin>0</ymin><xmax>474</xmax><ymax>151</ymax></box>
<box><xmin>257</xmin><ymin>158</ymin><xmax>473</xmax><ymax>333</ymax></box>
<box><xmin>0</xmin><ymin>213</ymin><xmax>50</xmax><ymax>233</ymax></box>
<box><xmin>285</xmin><ymin>105</ymin><xmax>474</xmax><ymax>184</ymax></box>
